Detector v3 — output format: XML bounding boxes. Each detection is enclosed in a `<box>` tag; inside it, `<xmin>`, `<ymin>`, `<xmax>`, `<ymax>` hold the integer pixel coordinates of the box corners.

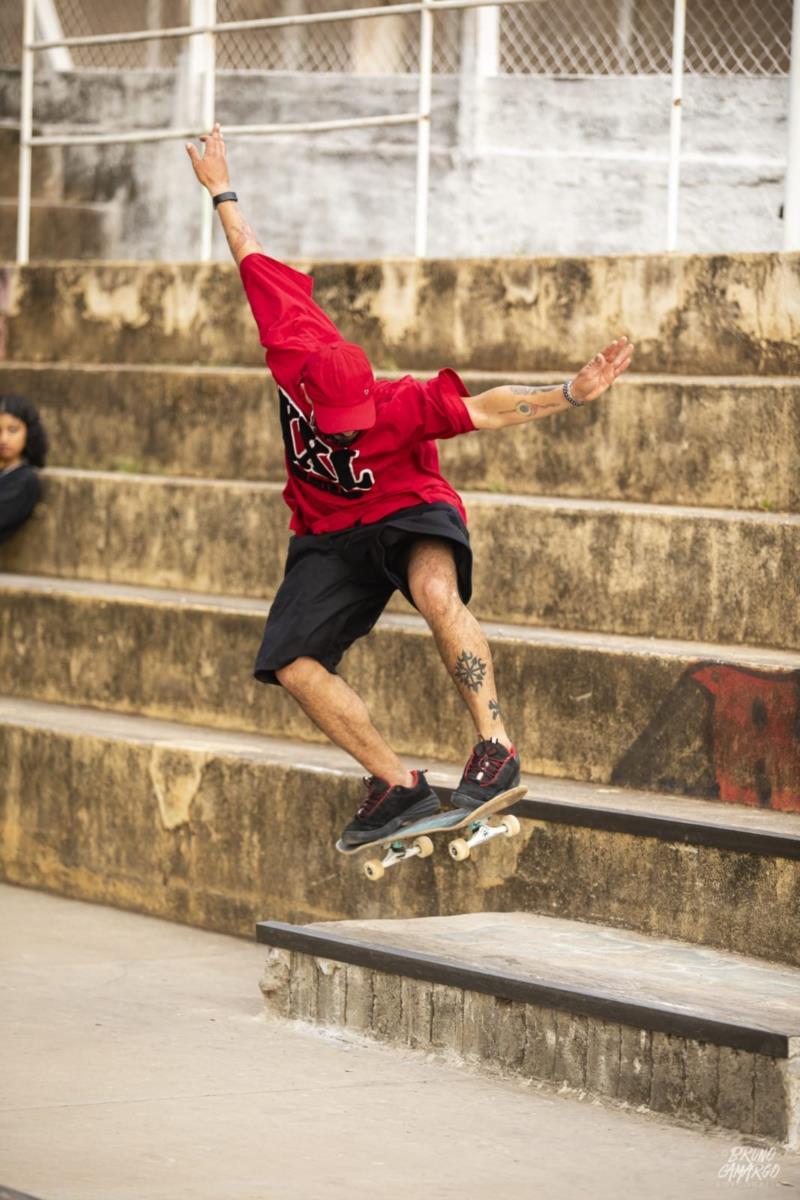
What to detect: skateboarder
<box><xmin>186</xmin><ymin>124</ymin><xmax>634</xmax><ymax>848</ymax></box>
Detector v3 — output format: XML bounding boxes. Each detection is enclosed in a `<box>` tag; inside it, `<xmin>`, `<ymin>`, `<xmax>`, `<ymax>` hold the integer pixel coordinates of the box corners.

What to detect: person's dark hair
<box><xmin>0</xmin><ymin>394</ymin><xmax>48</xmax><ymax>467</ymax></box>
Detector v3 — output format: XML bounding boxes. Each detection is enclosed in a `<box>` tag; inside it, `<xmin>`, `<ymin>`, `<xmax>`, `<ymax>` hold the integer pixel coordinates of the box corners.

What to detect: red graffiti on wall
<box><xmin>691</xmin><ymin>664</ymin><xmax>800</xmax><ymax>812</ymax></box>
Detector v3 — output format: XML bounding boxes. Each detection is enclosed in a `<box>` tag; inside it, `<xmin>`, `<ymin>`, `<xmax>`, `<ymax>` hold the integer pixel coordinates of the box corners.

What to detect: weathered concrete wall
<box><xmin>0</xmin><ymin>363</ymin><xmax>282</xmax><ymax>481</ymax></box>
<box><xmin>3</xmin><ymin>254</ymin><xmax>799</xmax><ymax>374</ymax></box>
<box><xmin>0</xmin><ymin>124</ymin><xmax>118</xmax><ymax>261</ymax></box>
<box><xmin>1</xmin><ymin>581</ymin><xmax>798</xmax><ymax>808</ymax></box>
<box><xmin>2</xmin><ymin>716</ymin><xmax>799</xmax><ymax>964</ymax></box>
<box><xmin>2</xmin><ymin>470</ymin><xmax>798</xmax><ymax>649</ymax></box>
<box><xmin>0</xmin><ymin>198</ymin><xmax>115</xmax><ymax>261</ymax></box>
<box><xmin>0</xmin><ymin>125</ymin><xmax>62</xmax><ymax>202</ymax></box>
<box><xmin>0</xmin><ymin>69</ymin><xmax>789</xmax><ymax>259</ymax></box>
<box><xmin>1</xmin><ymin>364</ymin><xmax>797</xmax><ymax>512</ymax></box>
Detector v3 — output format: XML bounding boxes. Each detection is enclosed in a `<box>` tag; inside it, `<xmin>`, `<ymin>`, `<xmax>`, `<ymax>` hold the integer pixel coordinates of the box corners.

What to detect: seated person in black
<box><xmin>0</xmin><ymin>395</ymin><xmax>48</xmax><ymax>543</ymax></box>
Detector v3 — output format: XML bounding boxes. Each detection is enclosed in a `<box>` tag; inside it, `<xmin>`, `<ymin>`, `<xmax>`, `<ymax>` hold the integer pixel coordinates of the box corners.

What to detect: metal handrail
<box><xmin>26</xmin><ymin>114</ymin><xmax>423</xmax><ymax>147</ymax></box>
<box><xmin>26</xmin><ymin>0</ymin><xmax>537</xmax><ymax>50</ymax></box>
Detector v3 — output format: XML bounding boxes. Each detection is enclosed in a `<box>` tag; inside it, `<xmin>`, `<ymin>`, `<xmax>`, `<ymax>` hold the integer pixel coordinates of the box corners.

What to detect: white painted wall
<box><xmin>0</xmin><ymin>67</ymin><xmax>788</xmax><ymax>260</ymax></box>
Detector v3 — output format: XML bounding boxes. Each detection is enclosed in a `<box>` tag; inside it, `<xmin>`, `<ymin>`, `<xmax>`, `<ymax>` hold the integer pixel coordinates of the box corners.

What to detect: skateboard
<box><xmin>336</xmin><ymin>785</ymin><xmax>527</xmax><ymax>880</ymax></box>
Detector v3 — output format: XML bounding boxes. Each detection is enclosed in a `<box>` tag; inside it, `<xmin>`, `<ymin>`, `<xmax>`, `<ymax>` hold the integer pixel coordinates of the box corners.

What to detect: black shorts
<box><xmin>254</xmin><ymin>502</ymin><xmax>472</xmax><ymax>686</ymax></box>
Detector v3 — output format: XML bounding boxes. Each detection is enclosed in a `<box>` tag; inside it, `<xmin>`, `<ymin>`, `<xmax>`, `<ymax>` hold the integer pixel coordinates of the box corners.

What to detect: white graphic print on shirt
<box><xmin>278</xmin><ymin>386</ymin><xmax>375</xmax><ymax>499</ymax></box>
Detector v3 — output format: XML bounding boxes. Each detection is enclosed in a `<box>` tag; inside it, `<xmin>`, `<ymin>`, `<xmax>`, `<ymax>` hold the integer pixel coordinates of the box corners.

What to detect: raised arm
<box><xmin>185</xmin><ymin>122</ymin><xmax>263</xmax><ymax>265</ymax></box>
<box><xmin>465</xmin><ymin>336</ymin><xmax>634</xmax><ymax>430</ymax></box>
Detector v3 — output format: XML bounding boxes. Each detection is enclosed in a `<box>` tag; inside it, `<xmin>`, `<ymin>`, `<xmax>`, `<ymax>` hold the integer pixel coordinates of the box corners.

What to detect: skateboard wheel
<box><xmin>449</xmin><ymin>838</ymin><xmax>470</xmax><ymax>862</ymax></box>
<box><xmin>364</xmin><ymin>859</ymin><xmax>384</xmax><ymax>881</ymax></box>
<box><xmin>503</xmin><ymin>815</ymin><xmax>521</xmax><ymax>837</ymax></box>
<box><xmin>414</xmin><ymin>836</ymin><xmax>434</xmax><ymax>859</ymax></box>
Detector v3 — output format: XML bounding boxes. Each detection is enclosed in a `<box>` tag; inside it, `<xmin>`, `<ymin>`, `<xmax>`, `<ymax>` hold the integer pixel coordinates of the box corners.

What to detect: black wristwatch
<box><xmin>212</xmin><ymin>190</ymin><xmax>238</xmax><ymax>208</ymax></box>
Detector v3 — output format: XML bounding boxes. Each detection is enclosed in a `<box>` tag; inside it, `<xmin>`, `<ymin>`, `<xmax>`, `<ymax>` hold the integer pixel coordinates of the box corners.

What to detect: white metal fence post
<box><xmin>784</xmin><ymin>0</ymin><xmax>800</xmax><ymax>250</ymax></box>
<box><xmin>34</xmin><ymin>0</ymin><xmax>73</xmax><ymax>71</ymax></box>
<box><xmin>476</xmin><ymin>4</ymin><xmax>499</xmax><ymax>77</ymax></box>
<box><xmin>414</xmin><ymin>0</ymin><xmax>434</xmax><ymax>257</ymax></box>
<box><xmin>666</xmin><ymin>0</ymin><xmax>686</xmax><ymax>252</ymax></box>
<box><xmin>16</xmin><ymin>0</ymin><xmax>36</xmax><ymax>265</ymax></box>
<box><xmin>199</xmin><ymin>0</ymin><xmax>216</xmax><ymax>261</ymax></box>
<box><xmin>145</xmin><ymin>0</ymin><xmax>163</xmax><ymax>69</ymax></box>
<box><xmin>617</xmin><ymin>0</ymin><xmax>634</xmax><ymax>73</ymax></box>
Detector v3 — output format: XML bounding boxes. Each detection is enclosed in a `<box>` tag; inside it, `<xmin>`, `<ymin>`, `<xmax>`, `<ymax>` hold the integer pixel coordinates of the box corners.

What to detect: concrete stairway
<box><xmin>1</xmin><ymin>251</ymin><xmax>799</xmax><ymax>1144</ymax></box>
<box><xmin>0</xmin><ymin>126</ymin><xmax>114</xmax><ymax>261</ymax></box>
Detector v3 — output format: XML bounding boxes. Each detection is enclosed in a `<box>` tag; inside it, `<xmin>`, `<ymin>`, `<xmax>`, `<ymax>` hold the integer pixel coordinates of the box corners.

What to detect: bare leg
<box><xmin>275</xmin><ymin>656</ymin><xmax>414</xmax><ymax>787</ymax></box>
<box><xmin>407</xmin><ymin>538</ymin><xmax>513</xmax><ymax>749</ymax></box>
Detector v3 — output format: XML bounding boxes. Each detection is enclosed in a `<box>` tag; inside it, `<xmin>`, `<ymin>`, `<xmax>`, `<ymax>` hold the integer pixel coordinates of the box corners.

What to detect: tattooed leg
<box><xmin>454</xmin><ymin>649</ymin><xmax>487</xmax><ymax>693</ymax></box>
<box><xmin>406</xmin><ymin>538</ymin><xmax>512</xmax><ymax>748</ymax></box>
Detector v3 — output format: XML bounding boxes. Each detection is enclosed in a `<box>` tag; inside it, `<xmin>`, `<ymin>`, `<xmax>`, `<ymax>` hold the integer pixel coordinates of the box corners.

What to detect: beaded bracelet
<box><xmin>562</xmin><ymin>379</ymin><xmax>584</xmax><ymax>408</ymax></box>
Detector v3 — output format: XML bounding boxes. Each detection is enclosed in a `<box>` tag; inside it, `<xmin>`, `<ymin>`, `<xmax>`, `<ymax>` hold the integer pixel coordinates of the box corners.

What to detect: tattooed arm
<box><xmin>185</xmin><ymin>122</ymin><xmax>264</xmax><ymax>265</ymax></box>
<box><xmin>213</xmin><ymin>196</ymin><xmax>263</xmax><ymax>266</ymax></box>
<box><xmin>465</xmin><ymin>336</ymin><xmax>634</xmax><ymax>430</ymax></box>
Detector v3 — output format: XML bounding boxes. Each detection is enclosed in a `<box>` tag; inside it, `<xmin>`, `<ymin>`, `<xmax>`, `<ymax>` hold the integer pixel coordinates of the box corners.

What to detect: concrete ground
<box><xmin>1</xmin><ymin>885</ymin><xmax>798</xmax><ymax>1200</ymax></box>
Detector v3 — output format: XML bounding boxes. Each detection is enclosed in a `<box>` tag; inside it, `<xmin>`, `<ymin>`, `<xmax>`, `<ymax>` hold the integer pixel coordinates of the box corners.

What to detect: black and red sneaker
<box><xmin>339</xmin><ymin>770</ymin><xmax>440</xmax><ymax>848</ymax></box>
<box><xmin>451</xmin><ymin>737</ymin><xmax>521</xmax><ymax>811</ymax></box>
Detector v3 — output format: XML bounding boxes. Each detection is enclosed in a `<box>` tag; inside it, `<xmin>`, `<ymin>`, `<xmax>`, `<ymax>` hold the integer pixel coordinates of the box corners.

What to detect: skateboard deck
<box><xmin>336</xmin><ymin>784</ymin><xmax>527</xmax><ymax>880</ymax></box>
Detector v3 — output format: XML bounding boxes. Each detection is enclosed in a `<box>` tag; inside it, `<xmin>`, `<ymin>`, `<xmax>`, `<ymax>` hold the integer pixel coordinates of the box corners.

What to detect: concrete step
<box><xmin>2</xmin><ymin>253</ymin><xmax>797</xmax><ymax>373</ymax></box>
<box><xmin>0</xmin><ymin>362</ymin><xmax>278</xmax><ymax>482</ymax></box>
<box><xmin>1</xmin><ymin>573</ymin><xmax>798</xmax><ymax>809</ymax></box>
<box><xmin>0</xmin><ymin>198</ymin><xmax>113</xmax><ymax>261</ymax></box>
<box><xmin>2</xmin><ymin>695</ymin><xmax>798</xmax><ymax>966</ymax></box>
<box><xmin>0</xmin><ymin>125</ymin><xmax>63</xmax><ymax>201</ymax></box>
<box><xmin>1</xmin><ymin>362</ymin><xmax>797</xmax><ymax>512</ymax></box>
<box><xmin>2</xmin><ymin>467</ymin><xmax>798</xmax><ymax>650</ymax></box>
<box><xmin>256</xmin><ymin>912</ymin><xmax>800</xmax><ymax>1146</ymax></box>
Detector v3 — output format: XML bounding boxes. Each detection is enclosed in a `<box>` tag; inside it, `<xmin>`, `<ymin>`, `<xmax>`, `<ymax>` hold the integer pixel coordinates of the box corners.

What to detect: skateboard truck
<box><xmin>364</xmin><ymin>835</ymin><xmax>434</xmax><ymax>881</ymax></box>
<box><xmin>363</xmin><ymin>813</ymin><xmax>522</xmax><ymax>879</ymax></box>
<box><xmin>449</xmin><ymin>814</ymin><xmax>521</xmax><ymax>861</ymax></box>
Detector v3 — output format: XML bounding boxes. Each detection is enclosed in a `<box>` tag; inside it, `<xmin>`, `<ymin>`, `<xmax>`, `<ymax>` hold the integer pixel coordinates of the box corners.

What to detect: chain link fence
<box><xmin>57</xmin><ymin>0</ymin><xmax>185</xmax><ymax>68</ymax></box>
<box><xmin>501</xmin><ymin>0</ymin><xmax>793</xmax><ymax>76</ymax></box>
<box><xmin>0</xmin><ymin>0</ymin><xmax>794</xmax><ymax>75</ymax></box>
<box><xmin>0</xmin><ymin>2</ymin><xmax>23</xmax><ymax>68</ymax></box>
<box><xmin>214</xmin><ymin>0</ymin><xmax>462</xmax><ymax>74</ymax></box>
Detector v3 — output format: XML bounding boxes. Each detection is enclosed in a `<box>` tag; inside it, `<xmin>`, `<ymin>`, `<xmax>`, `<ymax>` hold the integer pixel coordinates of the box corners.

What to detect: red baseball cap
<box><xmin>302</xmin><ymin>341</ymin><xmax>376</xmax><ymax>434</ymax></box>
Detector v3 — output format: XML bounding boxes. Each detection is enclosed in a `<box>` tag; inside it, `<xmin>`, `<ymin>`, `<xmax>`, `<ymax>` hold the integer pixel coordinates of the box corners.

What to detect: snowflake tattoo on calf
<box><xmin>454</xmin><ymin>649</ymin><xmax>487</xmax><ymax>693</ymax></box>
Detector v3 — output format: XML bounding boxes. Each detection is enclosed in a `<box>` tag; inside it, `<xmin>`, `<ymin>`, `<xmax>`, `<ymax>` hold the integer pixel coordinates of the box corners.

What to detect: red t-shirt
<box><xmin>239</xmin><ymin>253</ymin><xmax>475</xmax><ymax>535</ymax></box>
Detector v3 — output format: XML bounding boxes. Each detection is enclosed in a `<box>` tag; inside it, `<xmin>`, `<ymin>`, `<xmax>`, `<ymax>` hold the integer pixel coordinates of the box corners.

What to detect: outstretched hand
<box><xmin>571</xmin><ymin>336</ymin><xmax>634</xmax><ymax>403</ymax></box>
<box><xmin>186</xmin><ymin>121</ymin><xmax>231</xmax><ymax>195</ymax></box>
